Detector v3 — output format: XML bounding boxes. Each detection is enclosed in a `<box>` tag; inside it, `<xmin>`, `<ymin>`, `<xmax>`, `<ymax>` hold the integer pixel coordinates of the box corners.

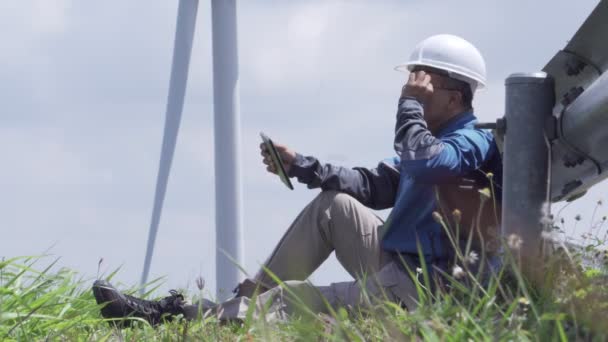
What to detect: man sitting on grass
<box><xmin>93</xmin><ymin>34</ymin><xmax>503</xmax><ymax>326</ymax></box>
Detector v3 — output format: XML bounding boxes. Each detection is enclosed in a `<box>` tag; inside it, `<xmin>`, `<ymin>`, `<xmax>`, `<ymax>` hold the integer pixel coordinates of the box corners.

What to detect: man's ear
<box><xmin>448</xmin><ymin>91</ymin><xmax>461</xmax><ymax>107</ymax></box>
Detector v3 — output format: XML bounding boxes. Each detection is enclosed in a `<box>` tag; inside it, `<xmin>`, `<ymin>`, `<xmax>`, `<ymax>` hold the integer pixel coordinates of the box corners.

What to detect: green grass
<box><xmin>2</xmin><ymin>194</ymin><xmax>608</xmax><ymax>340</ymax></box>
<box><xmin>1</xmin><ymin>244</ymin><xmax>607</xmax><ymax>341</ymax></box>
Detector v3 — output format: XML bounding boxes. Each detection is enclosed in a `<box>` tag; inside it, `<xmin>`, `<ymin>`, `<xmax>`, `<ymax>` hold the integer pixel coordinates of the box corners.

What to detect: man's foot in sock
<box><xmin>93</xmin><ymin>279</ymin><xmax>204</xmax><ymax>327</ymax></box>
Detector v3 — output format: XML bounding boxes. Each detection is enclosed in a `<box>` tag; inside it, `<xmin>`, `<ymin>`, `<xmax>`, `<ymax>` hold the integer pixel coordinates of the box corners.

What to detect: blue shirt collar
<box><xmin>435</xmin><ymin>110</ymin><xmax>477</xmax><ymax>137</ymax></box>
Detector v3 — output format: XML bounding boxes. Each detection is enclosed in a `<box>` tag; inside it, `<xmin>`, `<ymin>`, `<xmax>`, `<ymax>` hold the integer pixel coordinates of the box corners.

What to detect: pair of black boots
<box><xmin>92</xmin><ymin>278</ymin><xmax>265</xmax><ymax>327</ymax></box>
<box><xmin>92</xmin><ymin>280</ymin><xmax>215</xmax><ymax>327</ymax></box>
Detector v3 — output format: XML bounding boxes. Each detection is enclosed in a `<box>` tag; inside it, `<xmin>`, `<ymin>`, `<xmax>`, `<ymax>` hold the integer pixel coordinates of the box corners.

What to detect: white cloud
<box><xmin>240</xmin><ymin>1</ymin><xmax>412</xmax><ymax>91</ymax></box>
<box><xmin>0</xmin><ymin>1</ymin><xmax>71</xmax><ymax>66</ymax></box>
<box><xmin>287</xmin><ymin>2</ymin><xmax>333</xmax><ymax>42</ymax></box>
<box><xmin>32</xmin><ymin>0</ymin><xmax>72</xmax><ymax>34</ymax></box>
<box><xmin>0</xmin><ymin>126</ymin><xmax>89</xmax><ymax>186</ymax></box>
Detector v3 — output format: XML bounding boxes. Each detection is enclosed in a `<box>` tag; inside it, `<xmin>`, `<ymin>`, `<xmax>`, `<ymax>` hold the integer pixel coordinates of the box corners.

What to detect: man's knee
<box><xmin>309</xmin><ymin>190</ymin><xmax>373</xmax><ymax>232</ymax></box>
<box><xmin>313</xmin><ymin>190</ymin><xmax>358</xmax><ymax>211</ymax></box>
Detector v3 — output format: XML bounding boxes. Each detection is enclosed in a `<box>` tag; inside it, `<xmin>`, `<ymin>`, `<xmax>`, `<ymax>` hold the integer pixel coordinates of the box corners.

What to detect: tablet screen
<box><xmin>260</xmin><ymin>132</ymin><xmax>294</xmax><ymax>190</ymax></box>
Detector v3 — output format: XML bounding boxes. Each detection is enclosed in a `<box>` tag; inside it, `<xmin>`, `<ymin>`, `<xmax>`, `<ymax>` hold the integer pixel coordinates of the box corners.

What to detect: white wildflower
<box><xmin>465</xmin><ymin>251</ymin><xmax>479</xmax><ymax>266</ymax></box>
<box><xmin>432</xmin><ymin>211</ymin><xmax>444</xmax><ymax>224</ymax></box>
<box><xmin>517</xmin><ymin>297</ymin><xmax>530</xmax><ymax>308</ymax></box>
<box><xmin>452</xmin><ymin>265</ymin><xmax>465</xmax><ymax>279</ymax></box>
<box><xmin>507</xmin><ymin>233</ymin><xmax>523</xmax><ymax>250</ymax></box>
<box><xmin>478</xmin><ymin>188</ymin><xmax>491</xmax><ymax>202</ymax></box>
<box><xmin>452</xmin><ymin>209</ymin><xmax>462</xmax><ymax>224</ymax></box>
<box><xmin>540</xmin><ymin>202</ymin><xmax>552</xmax><ymax>226</ymax></box>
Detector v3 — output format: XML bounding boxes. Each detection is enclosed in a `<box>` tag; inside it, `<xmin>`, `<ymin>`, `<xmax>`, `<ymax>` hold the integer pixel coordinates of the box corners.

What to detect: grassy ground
<box><xmin>1</xmin><ymin>241</ymin><xmax>607</xmax><ymax>341</ymax></box>
<box><xmin>2</xmin><ymin>198</ymin><xmax>608</xmax><ymax>340</ymax></box>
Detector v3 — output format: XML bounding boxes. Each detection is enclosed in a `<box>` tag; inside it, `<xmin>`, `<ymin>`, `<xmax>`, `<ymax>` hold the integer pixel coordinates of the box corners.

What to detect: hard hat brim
<box><xmin>394</xmin><ymin>62</ymin><xmax>486</xmax><ymax>91</ymax></box>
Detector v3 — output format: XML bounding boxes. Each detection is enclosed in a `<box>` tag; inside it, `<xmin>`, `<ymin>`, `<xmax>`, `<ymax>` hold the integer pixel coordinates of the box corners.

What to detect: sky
<box><xmin>1</xmin><ymin>0</ymin><xmax>605</xmax><ymax>298</ymax></box>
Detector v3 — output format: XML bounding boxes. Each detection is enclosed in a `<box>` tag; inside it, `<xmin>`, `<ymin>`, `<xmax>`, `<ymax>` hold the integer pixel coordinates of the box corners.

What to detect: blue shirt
<box><xmin>383</xmin><ymin>98</ymin><xmax>502</xmax><ymax>263</ymax></box>
<box><xmin>288</xmin><ymin>97</ymin><xmax>502</xmax><ymax>265</ymax></box>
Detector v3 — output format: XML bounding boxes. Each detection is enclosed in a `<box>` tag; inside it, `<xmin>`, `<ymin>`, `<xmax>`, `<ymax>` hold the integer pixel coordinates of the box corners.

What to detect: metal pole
<box><xmin>211</xmin><ymin>0</ymin><xmax>244</xmax><ymax>300</ymax></box>
<box><xmin>140</xmin><ymin>0</ymin><xmax>199</xmax><ymax>293</ymax></box>
<box><xmin>502</xmin><ymin>72</ymin><xmax>554</xmax><ymax>279</ymax></box>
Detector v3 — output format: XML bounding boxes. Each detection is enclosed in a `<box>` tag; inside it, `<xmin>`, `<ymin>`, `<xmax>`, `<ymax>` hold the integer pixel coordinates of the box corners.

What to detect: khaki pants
<box><xmin>210</xmin><ymin>191</ymin><xmax>419</xmax><ymax>321</ymax></box>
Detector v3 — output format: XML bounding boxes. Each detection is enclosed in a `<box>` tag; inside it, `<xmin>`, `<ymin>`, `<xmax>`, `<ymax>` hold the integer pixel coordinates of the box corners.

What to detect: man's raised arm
<box><xmin>393</xmin><ymin>97</ymin><xmax>495</xmax><ymax>181</ymax></box>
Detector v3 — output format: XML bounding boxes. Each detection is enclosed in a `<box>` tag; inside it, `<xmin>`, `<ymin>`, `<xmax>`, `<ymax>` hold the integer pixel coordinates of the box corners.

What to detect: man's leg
<box><xmin>239</xmin><ymin>190</ymin><xmax>389</xmax><ymax>296</ymax></box>
<box><xmin>262</xmin><ymin>260</ymin><xmax>419</xmax><ymax>317</ymax></box>
<box><xmin>217</xmin><ymin>260</ymin><xmax>419</xmax><ymax>323</ymax></box>
<box><xmin>92</xmin><ymin>262</ymin><xmax>420</xmax><ymax>326</ymax></box>
<box><xmin>92</xmin><ymin>190</ymin><xmax>402</xmax><ymax>325</ymax></box>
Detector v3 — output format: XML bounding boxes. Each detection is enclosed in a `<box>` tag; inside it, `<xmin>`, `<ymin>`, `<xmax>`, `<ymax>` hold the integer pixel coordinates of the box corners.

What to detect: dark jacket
<box><xmin>288</xmin><ymin>97</ymin><xmax>502</xmax><ymax>266</ymax></box>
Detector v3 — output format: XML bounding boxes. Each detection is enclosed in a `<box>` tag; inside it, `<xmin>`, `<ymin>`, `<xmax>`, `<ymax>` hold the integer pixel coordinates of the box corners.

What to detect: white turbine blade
<box><xmin>141</xmin><ymin>0</ymin><xmax>199</xmax><ymax>292</ymax></box>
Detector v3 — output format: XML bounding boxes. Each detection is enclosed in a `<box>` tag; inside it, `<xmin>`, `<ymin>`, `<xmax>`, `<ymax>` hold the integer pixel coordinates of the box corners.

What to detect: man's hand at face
<box><xmin>401</xmin><ymin>70</ymin><xmax>434</xmax><ymax>103</ymax></box>
<box><xmin>259</xmin><ymin>142</ymin><xmax>296</xmax><ymax>174</ymax></box>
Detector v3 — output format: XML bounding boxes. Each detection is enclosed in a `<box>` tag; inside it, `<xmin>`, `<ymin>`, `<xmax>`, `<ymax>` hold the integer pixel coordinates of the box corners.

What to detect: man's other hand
<box><xmin>259</xmin><ymin>142</ymin><xmax>296</xmax><ymax>175</ymax></box>
<box><xmin>401</xmin><ymin>70</ymin><xmax>434</xmax><ymax>103</ymax></box>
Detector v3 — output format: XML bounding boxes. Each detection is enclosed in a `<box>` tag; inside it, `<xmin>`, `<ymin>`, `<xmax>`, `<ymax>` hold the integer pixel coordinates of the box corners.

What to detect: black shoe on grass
<box><xmin>92</xmin><ymin>279</ymin><xmax>186</xmax><ymax>327</ymax></box>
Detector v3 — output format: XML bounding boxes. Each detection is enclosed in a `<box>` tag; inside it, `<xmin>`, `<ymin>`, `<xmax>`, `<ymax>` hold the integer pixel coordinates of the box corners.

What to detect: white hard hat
<box><xmin>395</xmin><ymin>34</ymin><xmax>487</xmax><ymax>92</ymax></box>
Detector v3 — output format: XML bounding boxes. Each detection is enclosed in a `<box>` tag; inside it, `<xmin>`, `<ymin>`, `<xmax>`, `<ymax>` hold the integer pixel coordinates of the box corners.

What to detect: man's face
<box><xmin>418</xmin><ymin>72</ymin><xmax>458</xmax><ymax>125</ymax></box>
<box><xmin>402</xmin><ymin>66</ymin><xmax>464</xmax><ymax>129</ymax></box>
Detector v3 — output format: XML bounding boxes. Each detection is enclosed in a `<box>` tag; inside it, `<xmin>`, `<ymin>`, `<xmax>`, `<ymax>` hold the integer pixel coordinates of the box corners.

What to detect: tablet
<box><xmin>260</xmin><ymin>132</ymin><xmax>294</xmax><ymax>190</ymax></box>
